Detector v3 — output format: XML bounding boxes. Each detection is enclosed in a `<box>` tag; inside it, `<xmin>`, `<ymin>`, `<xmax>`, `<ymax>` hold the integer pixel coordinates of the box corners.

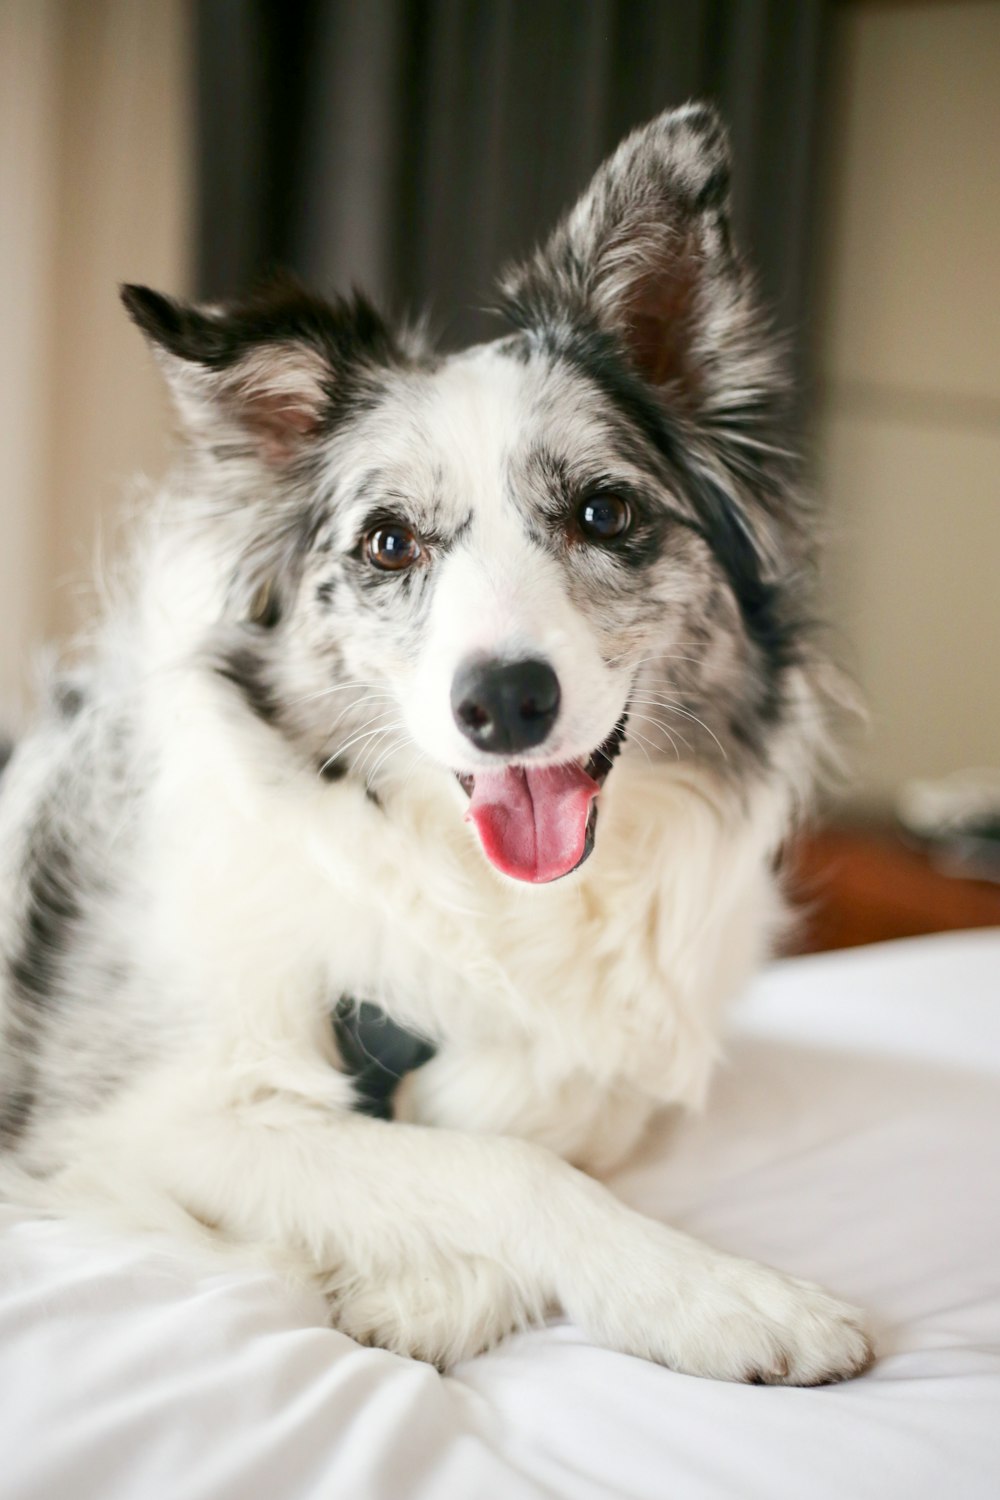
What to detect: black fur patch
<box><xmin>684</xmin><ymin>470</ymin><xmax>799</xmax><ymax>681</ymax></box>
<box><xmin>121</xmin><ymin>279</ymin><xmax>409</xmax><ymax>430</ymax></box>
<box><xmin>0</xmin><ymin>1085</ymin><xmax>35</xmax><ymax>1148</ymax></box>
<box><xmin>3</xmin><ymin>822</ymin><xmax>78</xmax><ymax>1148</ymax></box>
<box><xmin>53</xmin><ymin>682</ymin><xmax>86</xmax><ymax>719</ymax></box>
<box><xmin>332</xmin><ymin>999</ymin><xmax>436</xmax><ymax>1119</ymax></box>
<box><xmin>122</xmin><ymin>279</ymin><xmax>393</xmax><ymax>368</ymax></box>
<box><xmin>693</xmin><ymin>162</ymin><xmax>730</xmax><ymax>213</ymax></box>
<box><xmin>0</xmin><ymin>740</ymin><xmax>13</xmax><ymax>779</ymax></box>
<box><xmin>9</xmin><ymin>825</ymin><xmax>83</xmax><ymax>1010</ymax></box>
<box><xmin>214</xmin><ymin>646</ymin><xmax>283</xmax><ymax>729</ymax></box>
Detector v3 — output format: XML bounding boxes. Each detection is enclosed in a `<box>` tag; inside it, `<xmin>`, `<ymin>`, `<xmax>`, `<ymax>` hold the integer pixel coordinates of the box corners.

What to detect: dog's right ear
<box><xmin>122</xmin><ymin>281</ymin><xmax>399</xmax><ymax>464</ymax></box>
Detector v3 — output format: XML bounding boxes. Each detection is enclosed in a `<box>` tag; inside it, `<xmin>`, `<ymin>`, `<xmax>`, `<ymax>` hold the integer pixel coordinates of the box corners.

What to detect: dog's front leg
<box><xmin>396</xmin><ymin>1041</ymin><xmax>657</xmax><ymax>1176</ymax></box>
<box><xmin>84</xmin><ymin>1077</ymin><xmax>872</xmax><ymax>1382</ymax></box>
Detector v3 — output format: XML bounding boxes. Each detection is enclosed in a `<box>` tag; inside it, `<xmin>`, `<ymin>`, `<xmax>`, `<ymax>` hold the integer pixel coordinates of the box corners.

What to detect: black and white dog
<box><xmin>0</xmin><ymin>107</ymin><xmax>872</xmax><ymax>1383</ymax></box>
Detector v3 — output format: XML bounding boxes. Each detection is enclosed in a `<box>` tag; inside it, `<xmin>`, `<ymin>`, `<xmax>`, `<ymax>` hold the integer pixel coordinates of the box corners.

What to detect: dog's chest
<box><xmin>314</xmin><ymin>765</ymin><xmax>772</xmax><ymax>1099</ymax></box>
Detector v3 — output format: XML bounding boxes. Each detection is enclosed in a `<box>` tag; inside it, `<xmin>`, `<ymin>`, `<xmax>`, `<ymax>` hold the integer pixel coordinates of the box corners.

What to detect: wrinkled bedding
<box><xmin>3</xmin><ymin>930</ymin><xmax>999</xmax><ymax>1499</ymax></box>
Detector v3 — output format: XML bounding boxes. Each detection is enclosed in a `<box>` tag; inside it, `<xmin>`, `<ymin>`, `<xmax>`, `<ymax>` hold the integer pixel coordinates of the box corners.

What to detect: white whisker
<box><xmin>327</xmin><ymin>692</ymin><xmax>397</xmax><ymax>737</ymax></box>
<box><xmin>286</xmin><ymin>679</ymin><xmax>384</xmax><ymax>709</ymax></box>
<box><xmin>356</xmin><ymin>723</ymin><xmax>406</xmax><ymax>780</ymax></box>
<box><xmin>624</xmin><ymin>708</ymin><xmax>686</xmax><ymax>761</ymax></box>
<box><xmin>641</xmin><ymin>695</ymin><xmax>729</xmax><ymax>761</ymax></box>
<box><xmin>319</xmin><ymin>710</ymin><xmax>401</xmax><ymax>776</ymax></box>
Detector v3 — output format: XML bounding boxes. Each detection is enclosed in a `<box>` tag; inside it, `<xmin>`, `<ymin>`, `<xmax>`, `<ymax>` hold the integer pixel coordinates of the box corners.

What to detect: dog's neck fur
<box><xmin>135</xmin><ymin>591</ymin><xmax>789</xmax><ymax>1116</ymax></box>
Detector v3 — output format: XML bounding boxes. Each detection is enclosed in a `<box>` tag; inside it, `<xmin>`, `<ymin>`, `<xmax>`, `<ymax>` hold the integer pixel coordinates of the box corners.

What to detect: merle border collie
<box><xmin>0</xmin><ymin>107</ymin><xmax>872</xmax><ymax>1383</ymax></box>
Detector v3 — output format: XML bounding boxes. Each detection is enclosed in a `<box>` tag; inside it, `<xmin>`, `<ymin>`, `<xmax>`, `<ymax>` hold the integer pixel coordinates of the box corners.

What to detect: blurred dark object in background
<box><xmin>896</xmin><ymin>770</ymin><xmax>1000</xmax><ymax>886</ymax></box>
<box><xmin>195</xmin><ymin>0</ymin><xmax>829</xmax><ymax>375</ymax></box>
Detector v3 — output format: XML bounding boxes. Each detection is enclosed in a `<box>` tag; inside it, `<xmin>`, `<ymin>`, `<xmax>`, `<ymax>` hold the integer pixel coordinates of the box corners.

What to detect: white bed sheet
<box><xmin>2</xmin><ymin>930</ymin><xmax>998</xmax><ymax>1500</ymax></box>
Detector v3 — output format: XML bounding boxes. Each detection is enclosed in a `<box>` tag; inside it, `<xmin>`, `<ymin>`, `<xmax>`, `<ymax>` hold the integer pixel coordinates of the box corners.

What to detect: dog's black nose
<box><xmin>451</xmin><ymin>657</ymin><xmax>561</xmax><ymax>754</ymax></box>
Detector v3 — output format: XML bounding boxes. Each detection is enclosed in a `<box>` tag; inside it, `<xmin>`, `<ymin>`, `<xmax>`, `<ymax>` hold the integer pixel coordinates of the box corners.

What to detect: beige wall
<box><xmin>816</xmin><ymin>1</ymin><xmax>1000</xmax><ymax>807</ymax></box>
<box><xmin>0</xmin><ymin>0</ymin><xmax>59</xmax><ymax>706</ymax></box>
<box><xmin>0</xmin><ymin>0</ymin><xmax>191</xmax><ymax>709</ymax></box>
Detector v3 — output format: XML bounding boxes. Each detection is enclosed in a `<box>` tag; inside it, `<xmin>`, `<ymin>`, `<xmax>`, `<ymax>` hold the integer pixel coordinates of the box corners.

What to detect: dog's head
<box><xmin>125</xmin><ymin>105</ymin><xmax>811</xmax><ymax>884</ymax></box>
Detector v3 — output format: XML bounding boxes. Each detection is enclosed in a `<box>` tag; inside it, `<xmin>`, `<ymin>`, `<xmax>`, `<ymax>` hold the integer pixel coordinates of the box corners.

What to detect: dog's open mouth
<box><xmin>455</xmin><ymin>715</ymin><xmax>628</xmax><ymax>884</ymax></box>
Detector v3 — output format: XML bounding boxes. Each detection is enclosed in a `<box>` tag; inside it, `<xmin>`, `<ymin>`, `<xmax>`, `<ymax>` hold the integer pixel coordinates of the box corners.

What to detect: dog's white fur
<box><xmin>0</xmin><ymin>106</ymin><xmax>873</xmax><ymax>1383</ymax></box>
<box><xmin>2</xmin><ymin>531</ymin><xmax>866</xmax><ymax>1380</ymax></box>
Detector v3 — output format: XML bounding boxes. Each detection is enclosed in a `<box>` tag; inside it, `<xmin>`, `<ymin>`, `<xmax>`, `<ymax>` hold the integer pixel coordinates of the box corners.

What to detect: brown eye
<box><xmin>365</xmin><ymin>523</ymin><xmax>421</xmax><ymax>572</ymax></box>
<box><xmin>577</xmin><ymin>494</ymin><xmax>632</xmax><ymax>542</ymax></box>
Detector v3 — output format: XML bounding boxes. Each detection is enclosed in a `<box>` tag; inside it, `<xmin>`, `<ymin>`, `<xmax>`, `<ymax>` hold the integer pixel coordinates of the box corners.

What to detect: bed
<box><xmin>3</xmin><ymin>929</ymin><xmax>999</xmax><ymax>1499</ymax></box>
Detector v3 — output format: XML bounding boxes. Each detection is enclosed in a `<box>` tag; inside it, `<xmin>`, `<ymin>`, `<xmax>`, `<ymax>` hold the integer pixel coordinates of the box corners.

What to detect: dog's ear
<box><xmin>122</xmin><ymin>281</ymin><xmax>398</xmax><ymax>464</ymax></box>
<box><xmin>501</xmin><ymin>104</ymin><xmax>770</xmax><ymax>417</ymax></box>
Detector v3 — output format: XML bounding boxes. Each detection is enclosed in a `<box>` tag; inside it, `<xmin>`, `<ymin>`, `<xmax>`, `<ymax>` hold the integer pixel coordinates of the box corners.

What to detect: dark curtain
<box><xmin>195</xmin><ymin>0</ymin><xmax>830</xmax><ymax>379</ymax></box>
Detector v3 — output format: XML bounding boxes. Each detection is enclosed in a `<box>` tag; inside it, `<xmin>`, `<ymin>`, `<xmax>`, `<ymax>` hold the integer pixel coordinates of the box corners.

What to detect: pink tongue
<box><xmin>466</xmin><ymin>762</ymin><xmax>599</xmax><ymax>883</ymax></box>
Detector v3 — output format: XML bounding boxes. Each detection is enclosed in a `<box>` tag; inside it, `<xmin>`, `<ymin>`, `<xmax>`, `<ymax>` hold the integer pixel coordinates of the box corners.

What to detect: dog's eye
<box><xmin>365</xmin><ymin>523</ymin><xmax>422</xmax><ymax>572</ymax></box>
<box><xmin>577</xmin><ymin>494</ymin><xmax>632</xmax><ymax>542</ymax></box>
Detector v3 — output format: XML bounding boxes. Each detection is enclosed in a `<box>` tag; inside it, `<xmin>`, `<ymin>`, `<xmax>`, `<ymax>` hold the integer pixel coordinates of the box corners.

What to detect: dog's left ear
<box><xmin>501</xmin><ymin>104</ymin><xmax>767</xmax><ymax>416</ymax></box>
<box><xmin>122</xmin><ymin>281</ymin><xmax>397</xmax><ymax>464</ymax></box>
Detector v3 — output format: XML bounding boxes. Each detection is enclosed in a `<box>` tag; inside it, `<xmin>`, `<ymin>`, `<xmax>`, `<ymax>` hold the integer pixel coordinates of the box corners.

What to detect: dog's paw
<box><xmin>328</xmin><ymin>1251</ymin><xmax>543</xmax><ymax>1370</ymax></box>
<box><xmin>668</xmin><ymin>1258</ymin><xmax>874</xmax><ymax>1386</ymax></box>
<box><xmin>566</xmin><ymin>1228</ymin><xmax>874</xmax><ymax>1385</ymax></box>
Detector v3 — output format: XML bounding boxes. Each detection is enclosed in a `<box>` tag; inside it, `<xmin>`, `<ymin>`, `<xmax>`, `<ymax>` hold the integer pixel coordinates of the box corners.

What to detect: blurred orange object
<box><xmin>784</xmin><ymin>823</ymin><xmax>1000</xmax><ymax>955</ymax></box>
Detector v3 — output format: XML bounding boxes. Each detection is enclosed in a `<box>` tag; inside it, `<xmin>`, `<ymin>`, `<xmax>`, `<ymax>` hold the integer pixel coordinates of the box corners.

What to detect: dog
<box><xmin>0</xmin><ymin>105</ymin><xmax>872</xmax><ymax>1383</ymax></box>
